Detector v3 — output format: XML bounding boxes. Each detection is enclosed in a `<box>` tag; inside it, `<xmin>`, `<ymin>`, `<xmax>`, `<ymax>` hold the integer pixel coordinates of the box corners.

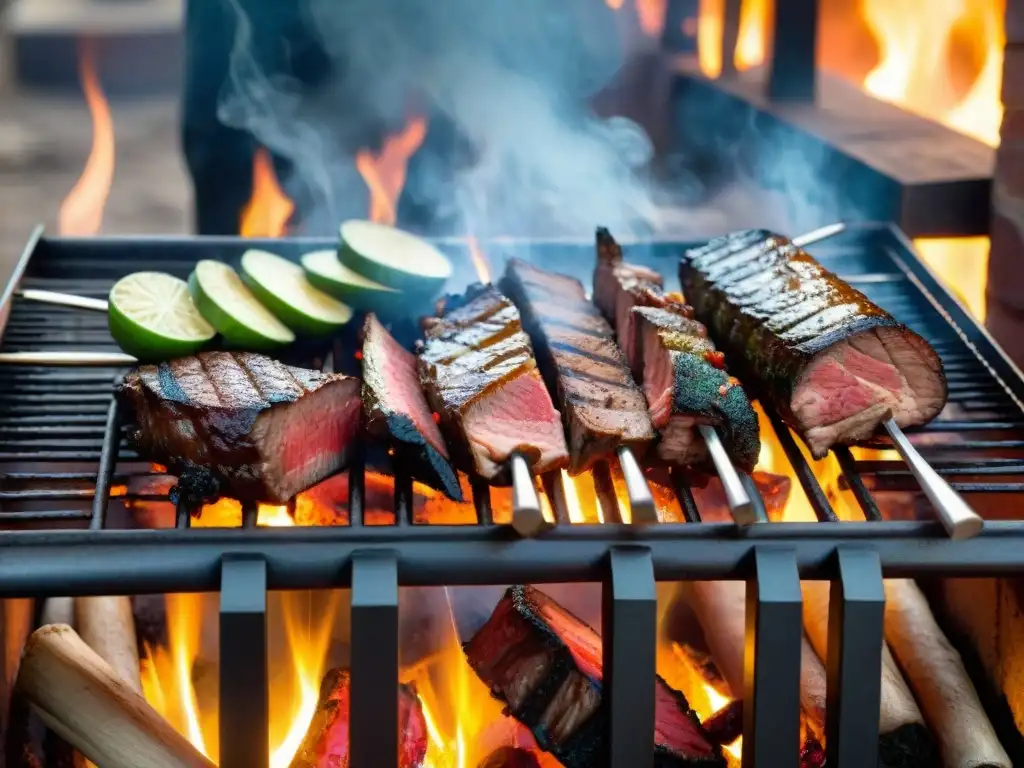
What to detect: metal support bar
<box><xmin>350</xmin><ymin>550</ymin><xmax>399</xmax><ymax>768</ymax></box>
<box><xmin>768</xmin><ymin>0</ymin><xmax>818</xmax><ymax>102</ymax></box>
<box><xmin>602</xmin><ymin>547</ymin><xmax>657</xmax><ymax>767</ymax></box>
<box><xmin>743</xmin><ymin>547</ymin><xmax>803</xmax><ymax>768</ymax></box>
<box><xmin>825</xmin><ymin>548</ymin><xmax>885</xmax><ymax>767</ymax></box>
<box><xmin>89</xmin><ymin>399</ymin><xmax>121</xmax><ymax>530</ymax></box>
<box><xmin>219</xmin><ymin>556</ymin><xmax>268</xmax><ymax>768</ymax></box>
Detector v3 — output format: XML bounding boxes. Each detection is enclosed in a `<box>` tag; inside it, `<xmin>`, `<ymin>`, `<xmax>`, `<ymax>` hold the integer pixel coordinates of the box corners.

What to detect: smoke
<box><xmin>218</xmin><ymin>0</ymin><xmax>665</xmax><ymax>238</ymax></box>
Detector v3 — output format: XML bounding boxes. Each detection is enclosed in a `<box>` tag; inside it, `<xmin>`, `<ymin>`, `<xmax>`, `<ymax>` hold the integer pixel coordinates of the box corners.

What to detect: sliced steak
<box><xmin>418</xmin><ymin>285</ymin><xmax>569</xmax><ymax>480</ymax></box>
<box><xmin>636</xmin><ymin>307</ymin><xmax>760</xmax><ymax>471</ymax></box>
<box><xmin>463</xmin><ymin>585</ymin><xmax>725</xmax><ymax>768</ymax></box>
<box><xmin>288</xmin><ymin>668</ymin><xmax>427</xmax><ymax>768</ymax></box>
<box><xmin>362</xmin><ymin>314</ymin><xmax>461</xmax><ymax>500</ymax></box>
<box><xmin>681</xmin><ymin>230</ymin><xmax>947</xmax><ymax>457</ymax></box>
<box><xmin>116</xmin><ymin>351</ymin><xmax>361</xmax><ymax>503</ymax></box>
<box><xmin>595</xmin><ymin>228</ymin><xmax>759</xmax><ymax>471</ymax></box>
<box><xmin>501</xmin><ymin>260</ymin><xmax>655</xmax><ymax>473</ymax></box>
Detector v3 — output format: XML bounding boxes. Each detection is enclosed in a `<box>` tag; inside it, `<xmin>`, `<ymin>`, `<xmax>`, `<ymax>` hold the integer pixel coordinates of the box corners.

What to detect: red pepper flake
<box><xmin>432</xmin><ymin>412</ymin><xmax>441</xmax><ymax>424</ymax></box>
<box><xmin>718</xmin><ymin>385</ymin><xmax>728</xmax><ymax>396</ymax></box>
<box><xmin>354</xmin><ymin>350</ymin><xmax>363</xmax><ymax>360</ymax></box>
<box><xmin>705</xmin><ymin>350</ymin><xmax>726</xmax><ymax>369</ymax></box>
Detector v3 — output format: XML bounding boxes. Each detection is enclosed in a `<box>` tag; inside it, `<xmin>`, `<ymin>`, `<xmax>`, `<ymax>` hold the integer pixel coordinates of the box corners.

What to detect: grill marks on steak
<box><xmin>116</xmin><ymin>351</ymin><xmax>361</xmax><ymax>503</ymax></box>
<box><xmin>501</xmin><ymin>260</ymin><xmax>655</xmax><ymax>474</ymax></box>
<box><xmin>682</xmin><ymin>230</ymin><xmax>947</xmax><ymax>457</ymax></box>
<box><xmin>362</xmin><ymin>314</ymin><xmax>462</xmax><ymax>500</ymax></box>
<box><xmin>288</xmin><ymin>668</ymin><xmax>427</xmax><ymax>768</ymax></box>
<box><xmin>594</xmin><ymin>228</ymin><xmax>760</xmax><ymax>471</ymax></box>
<box><xmin>418</xmin><ymin>285</ymin><xmax>569</xmax><ymax>480</ymax></box>
<box><xmin>463</xmin><ymin>585</ymin><xmax>725</xmax><ymax>768</ymax></box>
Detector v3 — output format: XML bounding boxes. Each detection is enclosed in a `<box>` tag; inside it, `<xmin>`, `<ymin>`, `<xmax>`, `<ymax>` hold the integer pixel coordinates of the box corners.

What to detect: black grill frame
<box><xmin>2</xmin><ymin>222</ymin><xmax>1024</xmax><ymax>767</ymax></box>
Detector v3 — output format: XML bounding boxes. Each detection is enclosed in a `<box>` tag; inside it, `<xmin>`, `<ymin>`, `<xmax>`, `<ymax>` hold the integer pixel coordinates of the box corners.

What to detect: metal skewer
<box><xmin>883</xmin><ymin>418</ymin><xmax>983</xmax><ymax>540</ymax></box>
<box><xmin>509</xmin><ymin>453</ymin><xmax>550</xmax><ymax>538</ymax></box>
<box><xmin>699</xmin><ymin>425</ymin><xmax>756</xmax><ymax>526</ymax></box>
<box><xmin>792</xmin><ymin>221</ymin><xmax>847</xmax><ymax>248</ymax></box>
<box><xmin>18</xmin><ymin>289</ymin><xmax>108</xmax><ymax>312</ymax></box>
<box><xmin>0</xmin><ymin>351</ymin><xmax>137</xmax><ymax>366</ymax></box>
<box><xmin>616</xmin><ymin>446</ymin><xmax>658</xmax><ymax>524</ymax></box>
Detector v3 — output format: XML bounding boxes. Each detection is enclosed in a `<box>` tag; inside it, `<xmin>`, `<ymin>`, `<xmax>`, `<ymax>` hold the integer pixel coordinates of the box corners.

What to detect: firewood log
<box><xmin>74</xmin><ymin>596</ymin><xmax>141</xmax><ymax>695</ymax></box>
<box><xmin>15</xmin><ymin>624</ymin><xmax>213</xmax><ymax>768</ymax></box>
<box><xmin>884</xmin><ymin>579</ymin><xmax>1011</xmax><ymax>768</ymax></box>
<box><xmin>478</xmin><ymin>746</ymin><xmax>542</xmax><ymax>768</ymax></box>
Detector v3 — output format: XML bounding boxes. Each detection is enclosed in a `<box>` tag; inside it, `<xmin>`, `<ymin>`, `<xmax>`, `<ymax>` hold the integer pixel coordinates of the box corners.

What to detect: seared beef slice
<box><xmin>463</xmin><ymin>585</ymin><xmax>726</xmax><ymax>768</ymax></box>
<box><xmin>681</xmin><ymin>230</ymin><xmax>946</xmax><ymax>457</ymax></box>
<box><xmin>117</xmin><ymin>351</ymin><xmax>361</xmax><ymax>503</ymax></box>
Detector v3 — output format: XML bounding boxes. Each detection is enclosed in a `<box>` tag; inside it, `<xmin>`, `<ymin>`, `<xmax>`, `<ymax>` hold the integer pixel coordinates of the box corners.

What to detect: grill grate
<box><xmin>3</xmin><ymin>223</ymin><xmax>1024</xmax><ymax>767</ymax></box>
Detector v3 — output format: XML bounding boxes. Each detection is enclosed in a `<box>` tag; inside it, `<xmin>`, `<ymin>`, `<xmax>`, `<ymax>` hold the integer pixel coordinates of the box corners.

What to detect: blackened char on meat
<box><xmin>362</xmin><ymin>313</ymin><xmax>462</xmax><ymax>500</ymax></box>
<box><xmin>288</xmin><ymin>668</ymin><xmax>427</xmax><ymax>768</ymax></box>
<box><xmin>594</xmin><ymin>228</ymin><xmax>760</xmax><ymax>471</ymax></box>
<box><xmin>116</xmin><ymin>351</ymin><xmax>361</xmax><ymax>503</ymax></box>
<box><xmin>500</xmin><ymin>260</ymin><xmax>655</xmax><ymax>474</ymax></box>
<box><xmin>681</xmin><ymin>230</ymin><xmax>947</xmax><ymax>458</ymax></box>
<box><xmin>417</xmin><ymin>285</ymin><xmax>569</xmax><ymax>481</ymax></box>
<box><xmin>463</xmin><ymin>585</ymin><xmax>726</xmax><ymax>768</ymax></box>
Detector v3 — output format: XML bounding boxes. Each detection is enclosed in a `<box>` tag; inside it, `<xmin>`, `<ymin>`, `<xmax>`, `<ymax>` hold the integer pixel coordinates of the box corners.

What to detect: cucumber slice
<box><xmin>338</xmin><ymin>220</ymin><xmax>452</xmax><ymax>294</ymax></box>
<box><xmin>189</xmin><ymin>260</ymin><xmax>295</xmax><ymax>349</ymax></box>
<box><xmin>241</xmin><ymin>249</ymin><xmax>353</xmax><ymax>336</ymax></box>
<box><xmin>108</xmin><ymin>272</ymin><xmax>216</xmax><ymax>361</ymax></box>
<box><xmin>301</xmin><ymin>249</ymin><xmax>402</xmax><ymax>313</ymax></box>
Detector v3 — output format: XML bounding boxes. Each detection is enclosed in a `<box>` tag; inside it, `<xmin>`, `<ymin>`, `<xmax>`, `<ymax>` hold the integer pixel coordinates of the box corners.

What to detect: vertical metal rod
<box><xmin>616</xmin><ymin>447</ymin><xmax>658</xmax><ymax>524</ymax></box>
<box><xmin>743</xmin><ymin>547</ymin><xmax>803</xmax><ymax>768</ymax></box>
<box><xmin>348</xmin><ymin>452</ymin><xmax>365</xmax><ymax>528</ymax></box>
<box><xmin>471</xmin><ymin>476</ymin><xmax>493</xmax><ymax>526</ymax></box>
<box><xmin>670</xmin><ymin>470</ymin><xmax>702</xmax><ymax>523</ymax></box>
<box><xmin>219</xmin><ymin>556</ymin><xmax>268</xmax><ymax>768</ymax></box>
<box><xmin>510</xmin><ymin>453</ymin><xmax>547</xmax><ymax>537</ymax></box>
<box><xmin>393</xmin><ymin>468</ymin><xmax>414</xmax><ymax>526</ymax></box>
<box><xmin>350</xmin><ymin>550</ymin><xmax>399</xmax><ymax>768</ymax></box>
<box><xmin>768</xmin><ymin>0</ymin><xmax>818</xmax><ymax>102</ymax></box>
<box><xmin>699</xmin><ymin>425</ymin><xmax>755</xmax><ymax>525</ymax></box>
<box><xmin>825</xmin><ymin>549</ymin><xmax>885</xmax><ymax>767</ymax></box>
<box><xmin>90</xmin><ymin>399</ymin><xmax>121</xmax><ymax>530</ymax></box>
<box><xmin>175</xmin><ymin>499</ymin><xmax>192</xmax><ymax>529</ymax></box>
<box><xmin>242</xmin><ymin>500</ymin><xmax>258</xmax><ymax>528</ymax></box>
<box><xmin>603</xmin><ymin>547</ymin><xmax>657</xmax><ymax>767</ymax></box>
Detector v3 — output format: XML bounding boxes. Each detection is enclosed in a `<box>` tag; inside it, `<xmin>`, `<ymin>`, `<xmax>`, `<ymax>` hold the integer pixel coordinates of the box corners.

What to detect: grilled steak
<box><xmin>681</xmin><ymin>230</ymin><xmax>947</xmax><ymax>457</ymax></box>
<box><xmin>636</xmin><ymin>307</ymin><xmax>760</xmax><ymax>471</ymax></box>
<box><xmin>501</xmin><ymin>260</ymin><xmax>655</xmax><ymax>473</ymax></box>
<box><xmin>463</xmin><ymin>585</ymin><xmax>725</xmax><ymax>768</ymax></box>
<box><xmin>594</xmin><ymin>228</ymin><xmax>759</xmax><ymax>471</ymax></box>
<box><xmin>418</xmin><ymin>285</ymin><xmax>569</xmax><ymax>480</ymax></box>
<box><xmin>362</xmin><ymin>313</ymin><xmax>462</xmax><ymax>500</ymax></box>
<box><xmin>117</xmin><ymin>351</ymin><xmax>361</xmax><ymax>504</ymax></box>
<box><xmin>288</xmin><ymin>668</ymin><xmax>427</xmax><ymax>768</ymax></box>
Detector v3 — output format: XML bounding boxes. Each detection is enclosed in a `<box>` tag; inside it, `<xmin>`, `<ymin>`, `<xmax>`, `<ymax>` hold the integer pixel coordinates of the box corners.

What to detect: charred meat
<box><xmin>501</xmin><ymin>259</ymin><xmax>655</xmax><ymax>474</ymax></box>
<box><xmin>417</xmin><ymin>285</ymin><xmax>570</xmax><ymax>480</ymax></box>
<box><xmin>681</xmin><ymin>230</ymin><xmax>947</xmax><ymax>457</ymax></box>
<box><xmin>362</xmin><ymin>313</ymin><xmax>462</xmax><ymax>500</ymax></box>
<box><xmin>594</xmin><ymin>228</ymin><xmax>759</xmax><ymax>471</ymax></box>
<box><xmin>117</xmin><ymin>351</ymin><xmax>361</xmax><ymax>503</ymax></box>
<box><xmin>288</xmin><ymin>668</ymin><xmax>428</xmax><ymax>768</ymax></box>
<box><xmin>463</xmin><ymin>585</ymin><xmax>725</xmax><ymax>768</ymax></box>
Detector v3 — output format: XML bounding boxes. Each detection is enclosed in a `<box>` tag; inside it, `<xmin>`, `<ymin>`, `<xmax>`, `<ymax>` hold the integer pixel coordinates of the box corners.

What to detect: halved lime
<box><xmin>301</xmin><ymin>249</ymin><xmax>402</xmax><ymax>314</ymax></box>
<box><xmin>108</xmin><ymin>272</ymin><xmax>216</xmax><ymax>361</ymax></box>
<box><xmin>241</xmin><ymin>249</ymin><xmax>353</xmax><ymax>337</ymax></box>
<box><xmin>189</xmin><ymin>260</ymin><xmax>295</xmax><ymax>349</ymax></box>
<box><xmin>338</xmin><ymin>220</ymin><xmax>452</xmax><ymax>294</ymax></box>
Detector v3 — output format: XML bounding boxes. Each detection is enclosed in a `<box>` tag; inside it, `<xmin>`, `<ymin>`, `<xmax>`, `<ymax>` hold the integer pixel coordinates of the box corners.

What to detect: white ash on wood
<box><xmin>15</xmin><ymin>624</ymin><xmax>213</xmax><ymax>768</ymax></box>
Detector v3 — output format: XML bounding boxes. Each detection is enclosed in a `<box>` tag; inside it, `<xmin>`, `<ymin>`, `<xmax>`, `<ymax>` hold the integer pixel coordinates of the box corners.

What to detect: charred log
<box><xmin>478</xmin><ymin>746</ymin><xmax>543</xmax><ymax>768</ymax></box>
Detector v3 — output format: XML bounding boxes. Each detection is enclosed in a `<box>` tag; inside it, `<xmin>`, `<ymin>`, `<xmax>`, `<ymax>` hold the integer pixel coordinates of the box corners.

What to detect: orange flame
<box><xmin>467</xmin><ymin>236</ymin><xmax>492</xmax><ymax>284</ymax></box>
<box><xmin>240</xmin><ymin>149</ymin><xmax>294</xmax><ymax>237</ymax></box>
<box><xmin>59</xmin><ymin>40</ymin><xmax>115</xmax><ymax>236</ymax></box>
<box><xmin>355</xmin><ymin>117</ymin><xmax>429</xmax><ymax>226</ymax></box>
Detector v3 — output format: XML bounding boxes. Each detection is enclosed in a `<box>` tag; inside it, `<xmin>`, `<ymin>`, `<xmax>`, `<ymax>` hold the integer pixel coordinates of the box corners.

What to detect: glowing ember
<box><xmin>240</xmin><ymin>149</ymin><xmax>294</xmax><ymax>238</ymax></box>
<box><xmin>59</xmin><ymin>40</ymin><xmax>115</xmax><ymax>236</ymax></box>
<box><xmin>355</xmin><ymin>117</ymin><xmax>429</xmax><ymax>226</ymax></box>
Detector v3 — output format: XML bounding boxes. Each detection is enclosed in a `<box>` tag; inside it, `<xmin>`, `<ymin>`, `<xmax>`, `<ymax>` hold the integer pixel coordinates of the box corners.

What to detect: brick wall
<box><xmin>987</xmin><ymin>0</ymin><xmax>1024</xmax><ymax>363</ymax></box>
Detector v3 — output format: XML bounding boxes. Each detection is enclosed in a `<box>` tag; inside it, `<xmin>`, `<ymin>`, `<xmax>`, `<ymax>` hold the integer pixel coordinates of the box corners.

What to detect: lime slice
<box><xmin>301</xmin><ymin>249</ymin><xmax>402</xmax><ymax>314</ymax></box>
<box><xmin>338</xmin><ymin>220</ymin><xmax>452</xmax><ymax>294</ymax></box>
<box><xmin>189</xmin><ymin>260</ymin><xmax>295</xmax><ymax>349</ymax></box>
<box><xmin>241</xmin><ymin>249</ymin><xmax>353</xmax><ymax>336</ymax></box>
<box><xmin>108</xmin><ymin>272</ymin><xmax>215</xmax><ymax>361</ymax></box>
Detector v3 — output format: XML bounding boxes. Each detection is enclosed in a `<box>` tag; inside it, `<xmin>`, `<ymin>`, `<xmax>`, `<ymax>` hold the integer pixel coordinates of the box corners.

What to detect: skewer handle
<box><xmin>791</xmin><ymin>222</ymin><xmax>846</xmax><ymax>248</ymax></box>
<box><xmin>616</xmin><ymin>447</ymin><xmax>657</xmax><ymax>524</ymax></box>
<box><xmin>509</xmin><ymin>453</ymin><xmax>549</xmax><ymax>538</ymax></box>
<box><xmin>883</xmin><ymin>418</ymin><xmax>983</xmax><ymax>540</ymax></box>
<box><xmin>0</xmin><ymin>351</ymin><xmax>138</xmax><ymax>366</ymax></box>
<box><xmin>18</xmin><ymin>289</ymin><xmax>108</xmax><ymax>312</ymax></box>
<box><xmin>699</xmin><ymin>424</ymin><xmax>756</xmax><ymax>526</ymax></box>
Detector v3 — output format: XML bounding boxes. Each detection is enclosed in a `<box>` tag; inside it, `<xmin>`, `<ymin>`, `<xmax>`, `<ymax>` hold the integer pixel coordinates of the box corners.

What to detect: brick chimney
<box><xmin>987</xmin><ymin>1</ymin><xmax>1024</xmax><ymax>365</ymax></box>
